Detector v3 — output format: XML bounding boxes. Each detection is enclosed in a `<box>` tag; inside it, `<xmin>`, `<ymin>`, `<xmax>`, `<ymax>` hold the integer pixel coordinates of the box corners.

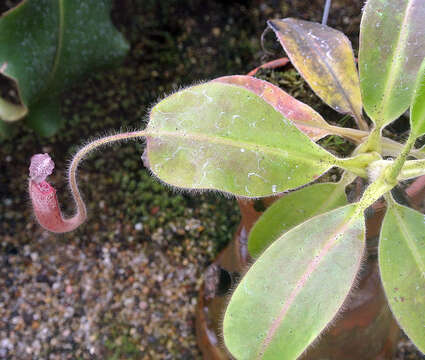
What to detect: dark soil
<box><xmin>0</xmin><ymin>0</ymin><xmax>424</xmax><ymax>359</ymax></box>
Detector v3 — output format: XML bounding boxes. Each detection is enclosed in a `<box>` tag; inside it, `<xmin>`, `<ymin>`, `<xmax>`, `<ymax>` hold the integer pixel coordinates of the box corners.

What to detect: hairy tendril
<box><xmin>29</xmin><ymin>130</ymin><xmax>146</xmax><ymax>233</ymax></box>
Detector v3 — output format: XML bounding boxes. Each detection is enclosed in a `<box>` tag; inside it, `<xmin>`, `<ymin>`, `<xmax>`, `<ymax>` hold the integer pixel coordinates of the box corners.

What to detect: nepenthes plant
<box><xmin>29</xmin><ymin>0</ymin><xmax>425</xmax><ymax>358</ymax></box>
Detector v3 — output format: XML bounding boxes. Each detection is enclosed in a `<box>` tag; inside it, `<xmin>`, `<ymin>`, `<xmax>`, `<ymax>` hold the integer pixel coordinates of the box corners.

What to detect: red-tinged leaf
<box><xmin>215</xmin><ymin>75</ymin><xmax>335</xmax><ymax>141</ymax></box>
<box><xmin>215</xmin><ymin>75</ymin><xmax>367</xmax><ymax>143</ymax></box>
<box><xmin>224</xmin><ymin>204</ymin><xmax>365</xmax><ymax>359</ymax></box>
<box><xmin>268</xmin><ymin>18</ymin><xmax>366</xmax><ymax>130</ymax></box>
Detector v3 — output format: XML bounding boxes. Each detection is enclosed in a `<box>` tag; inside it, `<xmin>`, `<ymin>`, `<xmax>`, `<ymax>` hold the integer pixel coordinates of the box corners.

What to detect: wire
<box><xmin>321</xmin><ymin>0</ymin><xmax>332</xmax><ymax>25</ymax></box>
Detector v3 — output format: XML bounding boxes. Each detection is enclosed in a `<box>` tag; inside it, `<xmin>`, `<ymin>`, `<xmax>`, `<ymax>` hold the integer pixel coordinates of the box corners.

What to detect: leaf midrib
<box><xmin>374</xmin><ymin>0</ymin><xmax>413</xmax><ymax>121</ymax></box>
<box><xmin>286</xmin><ymin>19</ymin><xmax>361</xmax><ymax>120</ymax></box>
<box><xmin>146</xmin><ymin>128</ymin><xmax>336</xmax><ymax>166</ymax></box>
<box><xmin>257</xmin><ymin>210</ymin><xmax>360</xmax><ymax>359</ymax></box>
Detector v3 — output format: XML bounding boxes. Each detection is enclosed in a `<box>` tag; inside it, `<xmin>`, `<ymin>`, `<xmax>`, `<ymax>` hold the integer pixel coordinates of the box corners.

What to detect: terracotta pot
<box><xmin>196</xmin><ymin>198</ymin><xmax>276</xmax><ymax>360</ymax></box>
<box><xmin>195</xmin><ymin>176</ymin><xmax>425</xmax><ymax>359</ymax></box>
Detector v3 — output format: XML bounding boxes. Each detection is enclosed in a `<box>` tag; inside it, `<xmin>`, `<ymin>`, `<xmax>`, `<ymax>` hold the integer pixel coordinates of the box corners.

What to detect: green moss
<box><xmin>104</xmin><ymin>323</ymin><xmax>142</xmax><ymax>360</ymax></box>
<box><xmin>318</xmin><ymin>134</ymin><xmax>355</xmax><ymax>157</ymax></box>
<box><xmin>255</xmin><ymin>68</ymin><xmax>318</xmax><ymax>108</ymax></box>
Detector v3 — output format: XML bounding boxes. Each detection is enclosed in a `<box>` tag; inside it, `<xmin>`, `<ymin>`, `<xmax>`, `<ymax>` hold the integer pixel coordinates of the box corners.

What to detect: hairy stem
<box><xmin>386</xmin><ymin>135</ymin><xmax>415</xmax><ymax>183</ymax></box>
<box><xmin>360</xmin><ymin>126</ymin><xmax>382</xmax><ymax>153</ymax></box>
<box><xmin>325</xmin><ymin>124</ymin><xmax>424</xmax><ymax>159</ymax></box>
<box><xmin>355</xmin><ymin>136</ymin><xmax>418</xmax><ymax>215</ymax></box>
<box><xmin>68</xmin><ymin>131</ymin><xmax>146</xmax><ymax>220</ymax></box>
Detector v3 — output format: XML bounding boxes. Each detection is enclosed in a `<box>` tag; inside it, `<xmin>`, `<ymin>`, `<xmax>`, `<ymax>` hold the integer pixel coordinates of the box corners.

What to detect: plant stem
<box><xmin>336</xmin><ymin>151</ymin><xmax>380</xmax><ymax>178</ymax></box>
<box><xmin>327</xmin><ymin>125</ymin><xmax>367</xmax><ymax>142</ymax></box>
<box><xmin>356</xmin><ymin>114</ymin><xmax>370</xmax><ymax>131</ymax></box>
<box><xmin>354</xmin><ymin>171</ymin><xmax>395</xmax><ymax>216</ymax></box>
<box><xmin>354</xmin><ymin>135</ymin><xmax>418</xmax><ymax>216</ymax></box>
<box><xmin>385</xmin><ymin>135</ymin><xmax>415</xmax><ymax>183</ymax></box>
<box><xmin>383</xmin><ymin>192</ymin><xmax>395</xmax><ymax>207</ymax></box>
<box><xmin>324</xmin><ymin>124</ymin><xmax>424</xmax><ymax>159</ymax></box>
<box><xmin>360</xmin><ymin>126</ymin><xmax>382</xmax><ymax>153</ymax></box>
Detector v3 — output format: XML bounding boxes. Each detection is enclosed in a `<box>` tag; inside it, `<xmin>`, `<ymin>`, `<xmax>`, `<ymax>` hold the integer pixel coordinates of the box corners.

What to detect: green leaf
<box><xmin>0</xmin><ymin>0</ymin><xmax>129</xmax><ymax>132</ymax></box>
<box><xmin>24</xmin><ymin>96</ymin><xmax>63</xmax><ymax>137</ymax></box>
<box><xmin>359</xmin><ymin>0</ymin><xmax>425</xmax><ymax>126</ymax></box>
<box><xmin>400</xmin><ymin>159</ymin><xmax>425</xmax><ymax>180</ymax></box>
<box><xmin>0</xmin><ymin>96</ymin><xmax>27</xmax><ymax>121</ymax></box>
<box><xmin>268</xmin><ymin>19</ymin><xmax>366</xmax><ymax>130</ymax></box>
<box><xmin>248</xmin><ymin>182</ymin><xmax>348</xmax><ymax>258</ymax></box>
<box><xmin>410</xmin><ymin>59</ymin><xmax>425</xmax><ymax>138</ymax></box>
<box><xmin>145</xmin><ymin>81</ymin><xmax>342</xmax><ymax>197</ymax></box>
<box><xmin>379</xmin><ymin>200</ymin><xmax>425</xmax><ymax>353</ymax></box>
<box><xmin>145</xmin><ymin>82</ymin><xmax>375</xmax><ymax>197</ymax></box>
<box><xmin>224</xmin><ymin>204</ymin><xmax>365</xmax><ymax>359</ymax></box>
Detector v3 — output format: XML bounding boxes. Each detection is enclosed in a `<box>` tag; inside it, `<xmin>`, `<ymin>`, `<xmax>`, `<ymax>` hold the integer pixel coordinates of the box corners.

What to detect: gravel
<box><xmin>0</xmin><ymin>217</ymin><xmax>216</xmax><ymax>359</ymax></box>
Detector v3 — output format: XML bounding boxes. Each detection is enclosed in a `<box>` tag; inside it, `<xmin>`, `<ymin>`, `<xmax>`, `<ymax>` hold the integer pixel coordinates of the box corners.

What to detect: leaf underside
<box><xmin>0</xmin><ymin>0</ymin><xmax>129</xmax><ymax>135</ymax></box>
<box><xmin>379</xmin><ymin>201</ymin><xmax>425</xmax><ymax>353</ymax></box>
<box><xmin>359</xmin><ymin>0</ymin><xmax>425</xmax><ymax>126</ymax></box>
<box><xmin>248</xmin><ymin>182</ymin><xmax>348</xmax><ymax>258</ymax></box>
<box><xmin>145</xmin><ymin>81</ymin><xmax>337</xmax><ymax>197</ymax></box>
<box><xmin>268</xmin><ymin>18</ymin><xmax>363</xmax><ymax>128</ymax></box>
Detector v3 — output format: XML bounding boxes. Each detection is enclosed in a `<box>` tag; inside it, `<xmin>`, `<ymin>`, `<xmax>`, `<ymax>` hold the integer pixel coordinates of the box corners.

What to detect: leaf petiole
<box><xmin>336</xmin><ymin>151</ymin><xmax>381</xmax><ymax>178</ymax></box>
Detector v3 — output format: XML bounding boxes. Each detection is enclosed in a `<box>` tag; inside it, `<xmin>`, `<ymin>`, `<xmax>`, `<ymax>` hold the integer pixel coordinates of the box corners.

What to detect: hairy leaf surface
<box><xmin>248</xmin><ymin>182</ymin><xmax>348</xmax><ymax>258</ymax></box>
<box><xmin>145</xmin><ymin>82</ymin><xmax>342</xmax><ymax>197</ymax></box>
<box><xmin>359</xmin><ymin>0</ymin><xmax>425</xmax><ymax>126</ymax></box>
<box><xmin>268</xmin><ymin>18</ymin><xmax>365</xmax><ymax>129</ymax></box>
<box><xmin>379</xmin><ymin>201</ymin><xmax>425</xmax><ymax>353</ymax></box>
<box><xmin>224</xmin><ymin>204</ymin><xmax>365</xmax><ymax>359</ymax></box>
<box><xmin>214</xmin><ymin>75</ymin><xmax>334</xmax><ymax>141</ymax></box>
